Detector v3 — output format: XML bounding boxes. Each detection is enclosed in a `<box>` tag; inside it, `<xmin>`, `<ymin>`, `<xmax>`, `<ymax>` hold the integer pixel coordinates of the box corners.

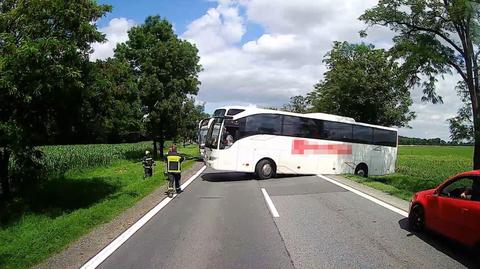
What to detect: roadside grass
<box><xmin>0</xmin><ymin>143</ymin><xmax>199</xmax><ymax>269</ymax></box>
<box><xmin>345</xmin><ymin>146</ymin><xmax>473</xmax><ymax>201</ymax></box>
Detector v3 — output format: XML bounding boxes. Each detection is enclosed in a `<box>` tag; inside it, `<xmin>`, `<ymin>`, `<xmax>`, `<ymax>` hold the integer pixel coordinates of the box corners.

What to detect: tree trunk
<box><xmin>152</xmin><ymin>138</ymin><xmax>158</xmax><ymax>160</ymax></box>
<box><xmin>0</xmin><ymin>149</ymin><xmax>11</xmax><ymax>201</ymax></box>
<box><xmin>474</xmin><ymin>111</ymin><xmax>480</xmax><ymax>169</ymax></box>
<box><xmin>472</xmin><ymin>75</ymin><xmax>480</xmax><ymax>170</ymax></box>
<box><xmin>474</xmin><ymin>140</ymin><xmax>480</xmax><ymax>170</ymax></box>
<box><xmin>159</xmin><ymin>137</ymin><xmax>165</xmax><ymax>160</ymax></box>
<box><xmin>472</xmin><ymin>84</ymin><xmax>480</xmax><ymax>169</ymax></box>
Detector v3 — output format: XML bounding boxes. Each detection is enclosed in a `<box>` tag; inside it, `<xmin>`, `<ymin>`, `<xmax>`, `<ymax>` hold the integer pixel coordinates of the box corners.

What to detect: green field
<box><xmin>346</xmin><ymin>146</ymin><xmax>473</xmax><ymax>200</ymax></box>
<box><xmin>0</xmin><ymin>142</ymin><xmax>199</xmax><ymax>269</ymax></box>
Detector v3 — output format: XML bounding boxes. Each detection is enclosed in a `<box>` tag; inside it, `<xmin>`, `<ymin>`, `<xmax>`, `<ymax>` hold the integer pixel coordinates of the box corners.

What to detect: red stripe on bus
<box><xmin>292</xmin><ymin>139</ymin><xmax>352</xmax><ymax>155</ymax></box>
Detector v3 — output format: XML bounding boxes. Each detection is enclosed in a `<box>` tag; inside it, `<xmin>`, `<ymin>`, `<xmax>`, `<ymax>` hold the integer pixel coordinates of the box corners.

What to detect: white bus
<box><xmin>204</xmin><ymin>106</ymin><xmax>397</xmax><ymax>179</ymax></box>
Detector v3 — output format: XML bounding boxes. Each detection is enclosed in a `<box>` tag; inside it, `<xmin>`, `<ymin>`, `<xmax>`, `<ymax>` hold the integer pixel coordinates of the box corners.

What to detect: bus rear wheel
<box><xmin>355</xmin><ymin>163</ymin><xmax>368</xmax><ymax>177</ymax></box>
<box><xmin>255</xmin><ymin>159</ymin><xmax>276</xmax><ymax>180</ymax></box>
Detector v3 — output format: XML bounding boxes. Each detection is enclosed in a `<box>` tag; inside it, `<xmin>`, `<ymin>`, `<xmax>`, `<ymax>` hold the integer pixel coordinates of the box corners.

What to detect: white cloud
<box><xmin>183</xmin><ymin>3</ymin><xmax>245</xmax><ymax>53</ymax></box>
<box><xmin>242</xmin><ymin>0</ymin><xmax>342</xmax><ymax>34</ymax></box>
<box><xmin>242</xmin><ymin>34</ymin><xmax>316</xmax><ymax>66</ymax></box>
<box><xmin>90</xmin><ymin>18</ymin><xmax>135</xmax><ymax>61</ymax></box>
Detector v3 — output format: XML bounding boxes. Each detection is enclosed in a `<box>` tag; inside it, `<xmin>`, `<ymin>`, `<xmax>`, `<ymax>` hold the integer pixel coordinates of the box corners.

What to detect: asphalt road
<box><xmin>98</xmin><ymin>168</ymin><xmax>478</xmax><ymax>269</ymax></box>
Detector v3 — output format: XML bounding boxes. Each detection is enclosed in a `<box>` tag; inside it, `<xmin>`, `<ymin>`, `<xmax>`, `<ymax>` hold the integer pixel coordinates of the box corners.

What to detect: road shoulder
<box><xmin>34</xmin><ymin>161</ymin><xmax>205</xmax><ymax>269</ymax></box>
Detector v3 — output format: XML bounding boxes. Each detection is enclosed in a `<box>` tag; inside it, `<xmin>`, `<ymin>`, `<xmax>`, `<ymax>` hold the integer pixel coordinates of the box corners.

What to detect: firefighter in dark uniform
<box><xmin>166</xmin><ymin>145</ymin><xmax>185</xmax><ymax>194</ymax></box>
<box><xmin>142</xmin><ymin>150</ymin><xmax>155</xmax><ymax>179</ymax></box>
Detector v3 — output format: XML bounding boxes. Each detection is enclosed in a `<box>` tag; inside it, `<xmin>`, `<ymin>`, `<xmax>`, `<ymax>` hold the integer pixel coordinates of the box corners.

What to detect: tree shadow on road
<box><xmin>398</xmin><ymin>218</ymin><xmax>479</xmax><ymax>269</ymax></box>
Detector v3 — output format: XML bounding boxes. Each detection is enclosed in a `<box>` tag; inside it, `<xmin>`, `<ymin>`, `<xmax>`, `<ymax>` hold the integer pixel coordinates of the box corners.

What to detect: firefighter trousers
<box><xmin>168</xmin><ymin>173</ymin><xmax>181</xmax><ymax>191</ymax></box>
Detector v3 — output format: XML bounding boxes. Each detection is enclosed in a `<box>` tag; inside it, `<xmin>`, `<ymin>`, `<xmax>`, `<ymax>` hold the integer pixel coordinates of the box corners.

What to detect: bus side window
<box><xmin>282</xmin><ymin>116</ymin><xmax>323</xmax><ymax>139</ymax></box>
<box><xmin>373</xmin><ymin>129</ymin><xmax>397</xmax><ymax>147</ymax></box>
<box><xmin>353</xmin><ymin>125</ymin><xmax>373</xmax><ymax>144</ymax></box>
<box><xmin>324</xmin><ymin>121</ymin><xmax>353</xmax><ymax>141</ymax></box>
<box><xmin>244</xmin><ymin>114</ymin><xmax>281</xmax><ymax>136</ymax></box>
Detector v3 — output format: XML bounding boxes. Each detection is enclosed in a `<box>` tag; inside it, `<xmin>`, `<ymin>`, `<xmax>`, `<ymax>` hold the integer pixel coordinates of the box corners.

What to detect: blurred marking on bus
<box><xmin>292</xmin><ymin>139</ymin><xmax>352</xmax><ymax>155</ymax></box>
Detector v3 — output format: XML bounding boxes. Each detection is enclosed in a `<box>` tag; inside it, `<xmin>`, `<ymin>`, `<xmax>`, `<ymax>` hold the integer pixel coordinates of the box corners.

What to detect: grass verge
<box><xmin>0</xmin><ymin>143</ymin><xmax>198</xmax><ymax>269</ymax></box>
<box><xmin>344</xmin><ymin>146</ymin><xmax>473</xmax><ymax>201</ymax></box>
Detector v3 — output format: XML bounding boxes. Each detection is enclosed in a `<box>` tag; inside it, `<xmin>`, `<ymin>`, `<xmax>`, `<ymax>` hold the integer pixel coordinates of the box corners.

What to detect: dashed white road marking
<box><xmin>261</xmin><ymin>188</ymin><xmax>280</xmax><ymax>218</ymax></box>
<box><xmin>81</xmin><ymin>165</ymin><xmax>207</xmax><ymax>269</ymax></box>
<box><xmin>317</xmin><ymin>174</ymin><xmax>409</xmax><ymax>217</ymax></box>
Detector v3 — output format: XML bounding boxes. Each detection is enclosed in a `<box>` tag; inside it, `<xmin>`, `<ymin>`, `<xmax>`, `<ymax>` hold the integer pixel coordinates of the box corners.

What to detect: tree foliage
<box><xmin>81</xmin><ymin>58</ymin><xmax>144</xmax><ymax>143</ymax></box>
<box><xmin>360</xmin><ymin>0</ymin><xmax>480</xmax><ymax>168</ymax></box>
<box><xmin>448</xmin><ymin>82</ymin><xmax>474</xmax><ymax>143</ymax></box>
<box><xmin>0</xmin><ymin>0</ymin><xmax>111</xmax><ymax>198</ymax></box>
<box><xmin>115</xmin><ymin>16</ymin><xmax>201</xmax><ymax>159</ymax></box>
<box><xmin>399</xmin><ymin>136</ymin><xmax>448</xmax><ymax>145</ymax></box>
<box><xmin>282</xmin><ymin>95</ymin><xmax>310</xmax><ymax>113</ymax></box>
<box><xmin>176</xmin><ymin>99</ymin><xmax>209</xmax><ymax>144</ymax></box>
<box><xmin>308</xmin><ymin>41</ymin><xmax>415</xmax><ymax>127</ymax></box>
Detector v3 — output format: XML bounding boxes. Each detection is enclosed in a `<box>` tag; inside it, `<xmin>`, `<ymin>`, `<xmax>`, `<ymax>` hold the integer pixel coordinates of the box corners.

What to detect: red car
<box><xmin>409</xmin><ymin>170</ymin><xmax>480</xmax><ymax>249</ymax></box>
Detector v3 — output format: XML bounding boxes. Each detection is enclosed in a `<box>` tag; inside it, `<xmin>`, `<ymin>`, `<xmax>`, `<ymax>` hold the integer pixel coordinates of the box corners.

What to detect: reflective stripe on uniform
<box><xmin>167</xmin><ymin>155</ymin><xmax>182</xmax><ymax>173</ymax></box>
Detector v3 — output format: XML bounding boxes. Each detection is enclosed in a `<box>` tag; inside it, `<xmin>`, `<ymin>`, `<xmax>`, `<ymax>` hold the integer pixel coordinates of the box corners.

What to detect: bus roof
<box><xmin>216</xmin><ymin>106</ymin><xmax>398</xmax><ymax>132</ymax></box>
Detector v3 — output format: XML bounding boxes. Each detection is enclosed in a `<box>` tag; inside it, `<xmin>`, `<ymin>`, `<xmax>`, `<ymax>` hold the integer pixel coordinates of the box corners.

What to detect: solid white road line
<box><xmin>261</xmin><ymin>188</ymin><xmax>280</xmax><ymax>218</ymax></box>
<box><xmin>317</xmin><ymin>174</ymin><xmax>409</xmax><ymax>218</ymax></box>
<box><xmin>81</xmin><ymin>165</ymin><xmax>207</xmax><ymax>269</ymax></box>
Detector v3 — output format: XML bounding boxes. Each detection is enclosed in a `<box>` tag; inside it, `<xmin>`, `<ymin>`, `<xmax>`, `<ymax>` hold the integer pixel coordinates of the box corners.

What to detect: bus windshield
<box><xmin>197</xmin><ymin>119</ymin><xmax>210</xmax><ymax>145</ymax></box>
<box><xmin>205</xmin><ymin>118</ymin><xmax>223</xmax><ymax>149</ymax></box>
<box><xmin>198</xmin><ymin>127</ymin><xmax>208</xmax><ymax>145</ymax></box>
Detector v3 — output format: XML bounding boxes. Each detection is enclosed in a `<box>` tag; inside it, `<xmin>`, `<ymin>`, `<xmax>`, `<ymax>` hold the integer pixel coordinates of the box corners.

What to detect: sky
<box><xmin>91</xmin><ymin>0</ymin><xmax>464</xmax><ymax>141</ymax></box>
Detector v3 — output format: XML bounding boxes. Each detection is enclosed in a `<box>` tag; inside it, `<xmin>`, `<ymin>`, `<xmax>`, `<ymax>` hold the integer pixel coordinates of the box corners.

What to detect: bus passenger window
<box><xmin>221</xmin><ymin>127</ymin><xmax>235</xmax><ymax>149</ymax></box>
<box><xmin>373</xmin><ymin>129</ymin><xmax>397</xmax><ymax>147</ymax></box>
<box><xmin>353</xmin><ymin>125</ymin><xmax>373</xmax><ymax>144</ymax></box>
<box><xmin>220</xmin><ymin>119</ymin><xmax>240</xmax><ymax>149</ymax></box>
<box><xmin>324</xmin><ymin>121</ymin><xmax>353</xmax><ymax>142</ymax></box>
<box><xmin>244</xmin><ymin>114</ymin><xmax>281</xmax><ymax>136</ymax></box>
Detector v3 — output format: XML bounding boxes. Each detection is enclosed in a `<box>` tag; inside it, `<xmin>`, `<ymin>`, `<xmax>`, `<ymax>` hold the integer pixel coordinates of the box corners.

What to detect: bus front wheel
<box><xmin>255</xmin><ymin>159</ymin><xmax>276</xmax><ymax>180</ymax></box>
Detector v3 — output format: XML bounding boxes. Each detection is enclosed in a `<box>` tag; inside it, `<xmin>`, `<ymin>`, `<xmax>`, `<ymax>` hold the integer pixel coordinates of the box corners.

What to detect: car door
<box><xmin>460</xmin><ymin>178</ymin><xmax>480</xmax><ymax>246</ymax></box>
<box><xmin>434</xmin><ymin>177</ymin><xmax>476</xmax><ymax>242</ymax></box>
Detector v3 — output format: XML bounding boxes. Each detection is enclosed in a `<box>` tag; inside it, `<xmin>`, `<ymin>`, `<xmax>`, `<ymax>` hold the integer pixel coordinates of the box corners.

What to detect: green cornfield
<box><xmin>39</xmin><ymin>141</ymin><xmax>160</xmax><ymax>176</ymax></box>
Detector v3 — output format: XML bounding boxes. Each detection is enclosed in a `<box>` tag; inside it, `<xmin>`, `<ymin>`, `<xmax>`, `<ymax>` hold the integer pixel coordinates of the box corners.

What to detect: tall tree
<box><xmin>115</xmin><ymin>16</ymin><xmax>201</xmax><ymax>159</ymax></box>
<box><xmin>308</xmin><ymin>41</ymin><xmax>415</xmax><ymax>127</ymax></box>
<box><xmin>80</xmin><ymin>58</ymin><xmax>143</xmax><ymax>143</ymax></box>
<box><xmin>0</xmin><ymin>0</ymin><xmax>111</xmax><ymax>198</ymax></box>
<box><xmin>360</xmin><ymin>0</ymin><xmax>480</xmax><ymax>168</ymax></box>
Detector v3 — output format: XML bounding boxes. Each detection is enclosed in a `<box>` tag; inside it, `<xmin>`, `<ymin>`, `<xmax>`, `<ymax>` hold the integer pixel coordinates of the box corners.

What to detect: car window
<box><xmin>440</xmin><ymin>177</ymin><xmax>475</xmax><ymax>199</ymax></box>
